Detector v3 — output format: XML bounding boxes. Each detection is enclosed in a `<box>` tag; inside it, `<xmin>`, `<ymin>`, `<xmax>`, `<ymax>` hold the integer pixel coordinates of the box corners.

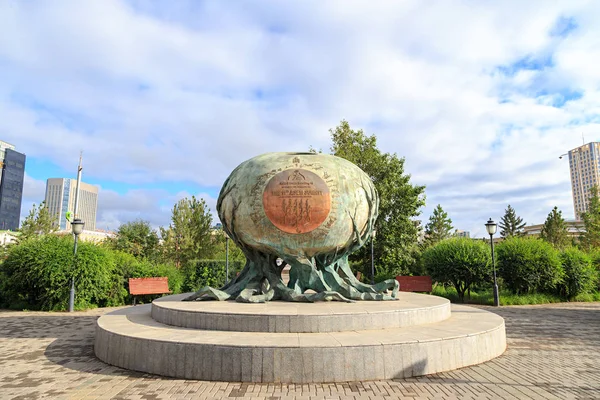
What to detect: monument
<box><xmin>94</xmin><ymin>152</ymin><xmax>506</xmax><ymax>383</ymax></box>
<box><xmin>184</xmin><ymin>152</ymin><xmax>398</xmax><ymax>303</ymax></box>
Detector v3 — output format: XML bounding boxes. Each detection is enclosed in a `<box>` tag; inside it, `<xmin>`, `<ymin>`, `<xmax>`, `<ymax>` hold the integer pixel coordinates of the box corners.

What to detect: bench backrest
<box><xmin>129</xmin><ymin>277</ymin><xmax>170</xmax><ymax>295</ymax></box>
<box><xmin>395</xmin><ymin>276</ymin><xmax>433</xmax><ymax>292</ymax></box>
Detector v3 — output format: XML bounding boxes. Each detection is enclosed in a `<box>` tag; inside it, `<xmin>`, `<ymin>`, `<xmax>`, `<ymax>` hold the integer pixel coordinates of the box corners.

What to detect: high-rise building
<box><xmin>0</xmin><ymin>140</ymin><xmax>26</xmax><ymax>231</ymax></box>
<box><xmin>45</xmin><ymin>178</ymin><xmax>99</xmax><ymax>231</ymax></box>
<box><xmin>454</xmin><ymin>230</ymin><xmax>471</xmax><ymax>238</ymax></box>
<box><xmin>568</xmin><ymin>142</ymin><xmax>600</xmax><ymax>220</ymax></box>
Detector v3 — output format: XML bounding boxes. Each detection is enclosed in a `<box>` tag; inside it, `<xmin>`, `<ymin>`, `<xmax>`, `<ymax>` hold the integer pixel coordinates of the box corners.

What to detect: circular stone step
<box><xmin>151</xmin><ymin>292</ymin><xmax>451</xmax><ymax>332</ymax></box>
<box><xmin>95</xmin><ymin>301</ymin><xmax>506</xmax><ymax>382</ymax></box>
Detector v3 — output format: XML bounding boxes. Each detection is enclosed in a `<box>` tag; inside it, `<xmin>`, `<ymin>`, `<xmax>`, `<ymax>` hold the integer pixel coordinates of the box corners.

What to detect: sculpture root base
<box><xmin>183</xmin><ymin>254</ymin><xmax>399</xmax><ymax>304</ymax></box>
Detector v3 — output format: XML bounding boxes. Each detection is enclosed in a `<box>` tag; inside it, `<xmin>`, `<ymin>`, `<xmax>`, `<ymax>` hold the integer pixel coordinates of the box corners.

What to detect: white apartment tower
<box><xmin>568</xmin><ymin>142</ymin><xmax>600</xmax><ymax>220</ymax></box>
<box><xmin>45</xmin><ymin>178</ymin><xmax>99</xmax><ymax>231</ymax></box>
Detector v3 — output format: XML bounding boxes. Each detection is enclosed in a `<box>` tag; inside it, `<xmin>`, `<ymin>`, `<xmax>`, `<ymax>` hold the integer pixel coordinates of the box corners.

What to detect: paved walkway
<box><xmin>1</xmin><ymin>302</ymin><xmax>599</xmax><ymax>400</ymax></box>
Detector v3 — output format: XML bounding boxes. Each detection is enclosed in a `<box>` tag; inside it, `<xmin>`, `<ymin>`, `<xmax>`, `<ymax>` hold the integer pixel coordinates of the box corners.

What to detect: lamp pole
<box><xmin>69</xmin><ymin>153</ymin><xmax>83</xmax><ymax>313</ymax></box>
<box><xmin>485</xmin><ymin>218</ymin><xmax>499</xmax><ymax>307</ymax></box>
<box><xmin>371</xmin><ymin>230</ymin><xmax>376</xmax><ymax>284</ymax></box>
<box><xmin>69</xmin><ymin>218</ymin><xmax>85</xmax><ymax>312</ymax></box>
<box><xmin>225</xmin><ymin>235</ymin><xmax>229</xmax><ymax>283</ymax></box>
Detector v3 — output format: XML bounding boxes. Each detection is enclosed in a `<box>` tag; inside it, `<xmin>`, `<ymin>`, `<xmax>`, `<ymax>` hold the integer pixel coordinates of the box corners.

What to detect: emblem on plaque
<box><xmin>263</xmin><ymin>169</ymin><xmax>331</xmax><ymax>234</ymax></box>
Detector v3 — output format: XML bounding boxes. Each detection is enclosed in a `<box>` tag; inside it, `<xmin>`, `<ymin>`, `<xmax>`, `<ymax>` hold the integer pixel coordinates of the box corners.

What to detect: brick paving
<box><xmin>0</xmin><ymin>302</ymin><xmax>599</xmax><ymax>400</ymax></box>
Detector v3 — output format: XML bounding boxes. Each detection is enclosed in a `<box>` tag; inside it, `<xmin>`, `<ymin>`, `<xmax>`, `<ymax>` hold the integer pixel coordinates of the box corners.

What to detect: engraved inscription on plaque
<box><xmin>263</xmin><ymin>169</ymin><xmax>331</xmax><ymax>234</ymax></box>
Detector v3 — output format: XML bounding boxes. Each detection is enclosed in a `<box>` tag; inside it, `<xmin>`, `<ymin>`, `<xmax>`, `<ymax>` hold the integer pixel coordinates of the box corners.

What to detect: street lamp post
<box><xmin>485</xmin><ymin>218</ymin><xmax>499</xmax><ymax>307</ymax></box>
<box><xmin>225</xmin><ymin>235</ymin><xmax>230</xmax><ymax>283</ymax></box>
<box><xmin>371</xmin><ymin>230</ymin><xmax>376</xmax><ymax>284</ymax></box>
<box><xmin>69</xmin><ymin>218</ymin><xmax>85</xmax><ymax>312</ymax></box>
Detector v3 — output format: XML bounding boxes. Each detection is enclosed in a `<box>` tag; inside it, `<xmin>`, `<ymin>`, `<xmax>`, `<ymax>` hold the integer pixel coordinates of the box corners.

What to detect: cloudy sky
<box><xmin>2</xmin><ymin>0</ymin><xmax>599</xmax><ymax>238</ymax></box>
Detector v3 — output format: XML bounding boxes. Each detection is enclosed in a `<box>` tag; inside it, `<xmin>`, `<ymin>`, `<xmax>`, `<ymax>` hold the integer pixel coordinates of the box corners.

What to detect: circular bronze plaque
<box><xmin>263</xmin><ymin>169</ymin><xmax>331</xmax><ymax>234</ymax></box>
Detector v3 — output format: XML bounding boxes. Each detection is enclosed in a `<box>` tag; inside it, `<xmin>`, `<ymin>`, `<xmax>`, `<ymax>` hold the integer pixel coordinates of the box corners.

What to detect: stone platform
<box><xmin>151</xmin><ymin>293</ymin><xmax>451</xmax><ymax>332</ymax></box>
<box><xmin>94</xmin><ymin>292</ymin><xmax>506</xmax><ymax>383</ymax></box>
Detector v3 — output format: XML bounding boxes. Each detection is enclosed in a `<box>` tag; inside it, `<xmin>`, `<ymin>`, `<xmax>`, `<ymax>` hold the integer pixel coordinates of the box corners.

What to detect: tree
<box><xmin>499</xmin><ymin>205</ymin><xmax>526</xmax><ymax>238</ymax></box>
<box><xmin>424</xmin><ymin>204</ymin><xmax>453</xmax><ymax>246</ymax></box>
<box><xmin>108</xmin><ymin>220</ymin><xmax>160</xmax><ymax>260</ymax></box>
<box><xmin>160</xmin><ymin>196</ymin><xmax>215</xmax><ymax>268</ymax></box>
<box><xmin>540</xmin><ymin>207</ymin><xmax>569</xmax><ymax>249</ymax></box>
<box><xmin>557</xmin><ymin>247</ymin><xmax>597</xmax><ymax>299</ymax></box>
<box><xmin>0</xmin><ymin>235</ymin><xmax>116</xmax><ymax>310</ymax></box>
<box><xmin>329</xmin><ymin>120</ymin><xmax>426</xmax><ymax>278</ymax></box>
<box><xmin>423</xmin><ymin>238</ymin><xmax>491</xmax><ymax>302</ymax></box>
<box><xmin>211</xmin><ymin>232</ymin><xmax>246</xmax><ymax>264</ymax></box>
<box><xmin>18</xmin><ymin>202</ymin><xmax>57</xmax><ymax>240</ymax></box>
<box><xmin>496</xmin><ymin>237</ymin><xmax>563</xmax><ymax>295</ymax></box>
<box><xmin>580</xmin><ymin>186</ymin><xmax>600</xmax><ymax>250</ymax></box>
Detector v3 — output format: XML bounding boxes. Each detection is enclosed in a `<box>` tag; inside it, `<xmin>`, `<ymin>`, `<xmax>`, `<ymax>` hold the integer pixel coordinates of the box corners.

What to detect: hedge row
<box><xmin>423</xmin><ymin>237</ymin><xmax>599</xmax><ymax>301</ymax></box>
<box><xmin>0</xmin><ymin>235</ymin><xmax>240</xmax><ymax>311</ymax></box>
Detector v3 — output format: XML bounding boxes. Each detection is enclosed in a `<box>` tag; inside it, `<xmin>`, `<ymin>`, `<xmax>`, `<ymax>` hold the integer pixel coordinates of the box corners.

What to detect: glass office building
<box><xmin>0</xmin><ymin>147</ymin><xmax>26</xmax><ymax>231</ymax></box>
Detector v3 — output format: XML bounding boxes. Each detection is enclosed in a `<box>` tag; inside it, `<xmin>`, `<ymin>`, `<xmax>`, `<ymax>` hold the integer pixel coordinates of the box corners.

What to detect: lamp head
<box><xmin>485</xmin><ymin>218</ymin><xmax>497</xmax><ymax>236</ymax></box>
<box><xmin>71</xmin><ymin>218</ymin><xmax>85</xmax><ymax>236</ymax></box>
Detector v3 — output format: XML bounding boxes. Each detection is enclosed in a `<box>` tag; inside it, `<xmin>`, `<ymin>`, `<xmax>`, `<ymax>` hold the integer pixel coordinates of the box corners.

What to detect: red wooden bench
<box><xmin>129</xmin><ymin>277</ymin><xmax>172</xmax><ymax>305</ymax></box>
<box><xmin>395</xmin><ymin>276</ymin><xmax>433</xmax><ymax>293</ymax></box>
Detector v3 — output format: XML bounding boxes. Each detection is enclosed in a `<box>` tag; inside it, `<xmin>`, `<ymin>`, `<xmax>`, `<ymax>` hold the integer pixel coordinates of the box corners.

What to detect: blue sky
<box><xmin>2</xmin><ymin>0</ymin><xmax>600</xmax><ymax>237</ymax></box>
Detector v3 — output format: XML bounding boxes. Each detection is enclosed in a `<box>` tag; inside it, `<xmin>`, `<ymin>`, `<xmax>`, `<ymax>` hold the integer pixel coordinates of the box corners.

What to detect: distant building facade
<box><xmin>454</xmin><ymin>230</ymin><xmax>470</xmax><ymax>238</ymax></box>
<box><xmin>0</xmin><ymin>140</ymin><xmax>26</xmax><ymax>231</ymax></box>
<box><xmin>0</xmin><ymin>230</ymin><xmax>19</xmax><ymax>246</ymax></box>
<box><xmin>51</xmin><ymin>229</ymin><xmax>115</xmax><ymax>243</ymax></box>
<box><xmin>523</xmin><ymin>220</ymin><xmax>584</xmax><ymax>239</ymax></box>
<box><xmin>567</xmin><ymin>142</ymin><xmax>600</xmax><ymax>220</ymax></box>
<box><xmin>45</xmin><ymin>178</ymin><xmax>99</xmax><ymax>231</ymax></box>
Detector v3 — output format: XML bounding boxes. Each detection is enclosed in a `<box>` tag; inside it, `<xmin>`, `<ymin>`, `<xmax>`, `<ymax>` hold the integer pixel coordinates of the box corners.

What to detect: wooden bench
<box><xmin>128</xmin><ymin>277</ymin><xmax>172</xmax><ymax>305</ymax></box>
<box><xmin>395</xmin><ymin>276</ymin><xmax>433</xmax><ymax>293</ymax></box>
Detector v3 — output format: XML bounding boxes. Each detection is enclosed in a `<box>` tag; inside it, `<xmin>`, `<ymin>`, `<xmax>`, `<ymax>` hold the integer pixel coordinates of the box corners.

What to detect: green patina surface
<box><xmin>184</xmin><ymin>152</ymin><xmax>398</xmax><ymax>303</ymax></box>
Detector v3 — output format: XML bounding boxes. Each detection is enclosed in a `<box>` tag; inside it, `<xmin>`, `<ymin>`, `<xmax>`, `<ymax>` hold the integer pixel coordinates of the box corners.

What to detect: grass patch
<box><xmin>431</xmin><ymin>286</ymin><xmax>494</xmax><ymax>305</ymax></box>
<box><xmin>573</xmin><ymin>292</ymin><xmax>600</xmax><ymax>302</ymax></box>
<box><xmin>431</xmin><ymin>285</ymin><xmax>600</xmax><ymax>306</ymax></box>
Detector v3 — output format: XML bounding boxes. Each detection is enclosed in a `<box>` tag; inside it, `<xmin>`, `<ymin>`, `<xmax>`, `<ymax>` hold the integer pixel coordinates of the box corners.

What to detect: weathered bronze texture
<box><xmin>184</xmin><ymin>152</ymin><xmax>398</xmax><ymax>303</ymax></box>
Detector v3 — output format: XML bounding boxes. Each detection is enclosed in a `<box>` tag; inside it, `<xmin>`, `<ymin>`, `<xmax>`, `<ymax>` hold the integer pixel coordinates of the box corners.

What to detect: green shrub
<box><xmin>423</xmin><ymin>238</ymin><xmax>491</xmax><ymax>302</ymax></box>
<box><xmin>181</xmin><ymin>259</ymin><xmax>245</xmax><ymax>292</ymax></box>
<box><xmin>0</xmin><ymin>235</ymin><xmax>117</xmax><ymax>310</ymax></box>
<box><xmin>557</xmin><ymin>247</ymin><xmax>597</xmax><ymax>299</ymax></box>
<box><xmin>588</xmin><ymin>249</ymin><xmax>600</xmax><ymax>291</ymax></box>
<box><xmin>130</xmin><ymin>260</ymin><xmax>184</xmax><ymax>293</ymax></box>
<box><xmin>109</xmin><ymin>251</ymin><xmax>183</xmax><ymax>305</ymax></box>
<box><xmin>496</xmin><ymin>237</ymin><xmax>563</xmax><ymax>295</ymax></box>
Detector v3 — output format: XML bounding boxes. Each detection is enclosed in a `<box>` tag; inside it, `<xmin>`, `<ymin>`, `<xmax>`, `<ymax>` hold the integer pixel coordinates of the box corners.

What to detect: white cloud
<box><xmin>3</xmin><ymin>0</ymin><xmax>600</xmax><ymax>237</ymax></box>
<box><xmin>96</xmin><ymin>188</ymin><xmax>219</xmax><ymax>231</ymax></box>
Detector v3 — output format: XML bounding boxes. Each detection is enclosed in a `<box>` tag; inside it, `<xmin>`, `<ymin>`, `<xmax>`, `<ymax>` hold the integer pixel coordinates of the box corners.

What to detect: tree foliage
<box><xmin>424</xmin><ymin>204</ymin><xmax>453</xmax><ymax>246</ymax></box>
<box><xmin>557</xmin><ymin>247</ymin><xmax>597</xmax><ymax>299</ymax></box>
<box><xmin>181</xmin><ymin>259</ymin><xmax>245</xmax><ymax>292</ymax></box>
<box><xmin>499</xmin><ymin>204</ymin><xmax>526</xmax><ymax>238</ymax></box>
<box><xmin>0</xmin><ymin>235</ymin><xmax>185</xmax><ymax>311</ymax></box>
<box><xmin>18</xmin><ymin>202</ymin><xmax>57</xmax><ymax>240</ymax></box>
<box><xmin>540</xmin><ymin>207</ymin><xmax>569</xmax><ymax>249</ymax></box>
<box><xmin>580</xmin><ymin>186</ymin><xmax>600</xmax><ymax>250</ymax></box>
<box><xmin>328</xmin><ymin>120</ymin><xmax>426</xmax><ymax>277</ymax></box>
<box><xmin>496</xmin><ymin>237</ymin><xmax>563</xmax><ymax>294</ymax></box>
<box><xmin>160</xmin><ymin>196</ymin><xmax>215</xmax><ymax>268</ymax></box>
<box><xmin>0</xmin><ymin>235</ymin><xmax>116</xmax><ymax>310</ymax></box>
<box><xmin>211</xmin><ymin>233</ymin><xmax>246</xmax><ymax>264</ymax></box>
<box><xmin>108</xmin><ymin>220</ymin><xmax>160</xmax><ymax>260</ymax></box>
<box><xmin>423</xmin><ymin>238</ymin><xmax>491</xmax><ymax>302</ymax></box>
